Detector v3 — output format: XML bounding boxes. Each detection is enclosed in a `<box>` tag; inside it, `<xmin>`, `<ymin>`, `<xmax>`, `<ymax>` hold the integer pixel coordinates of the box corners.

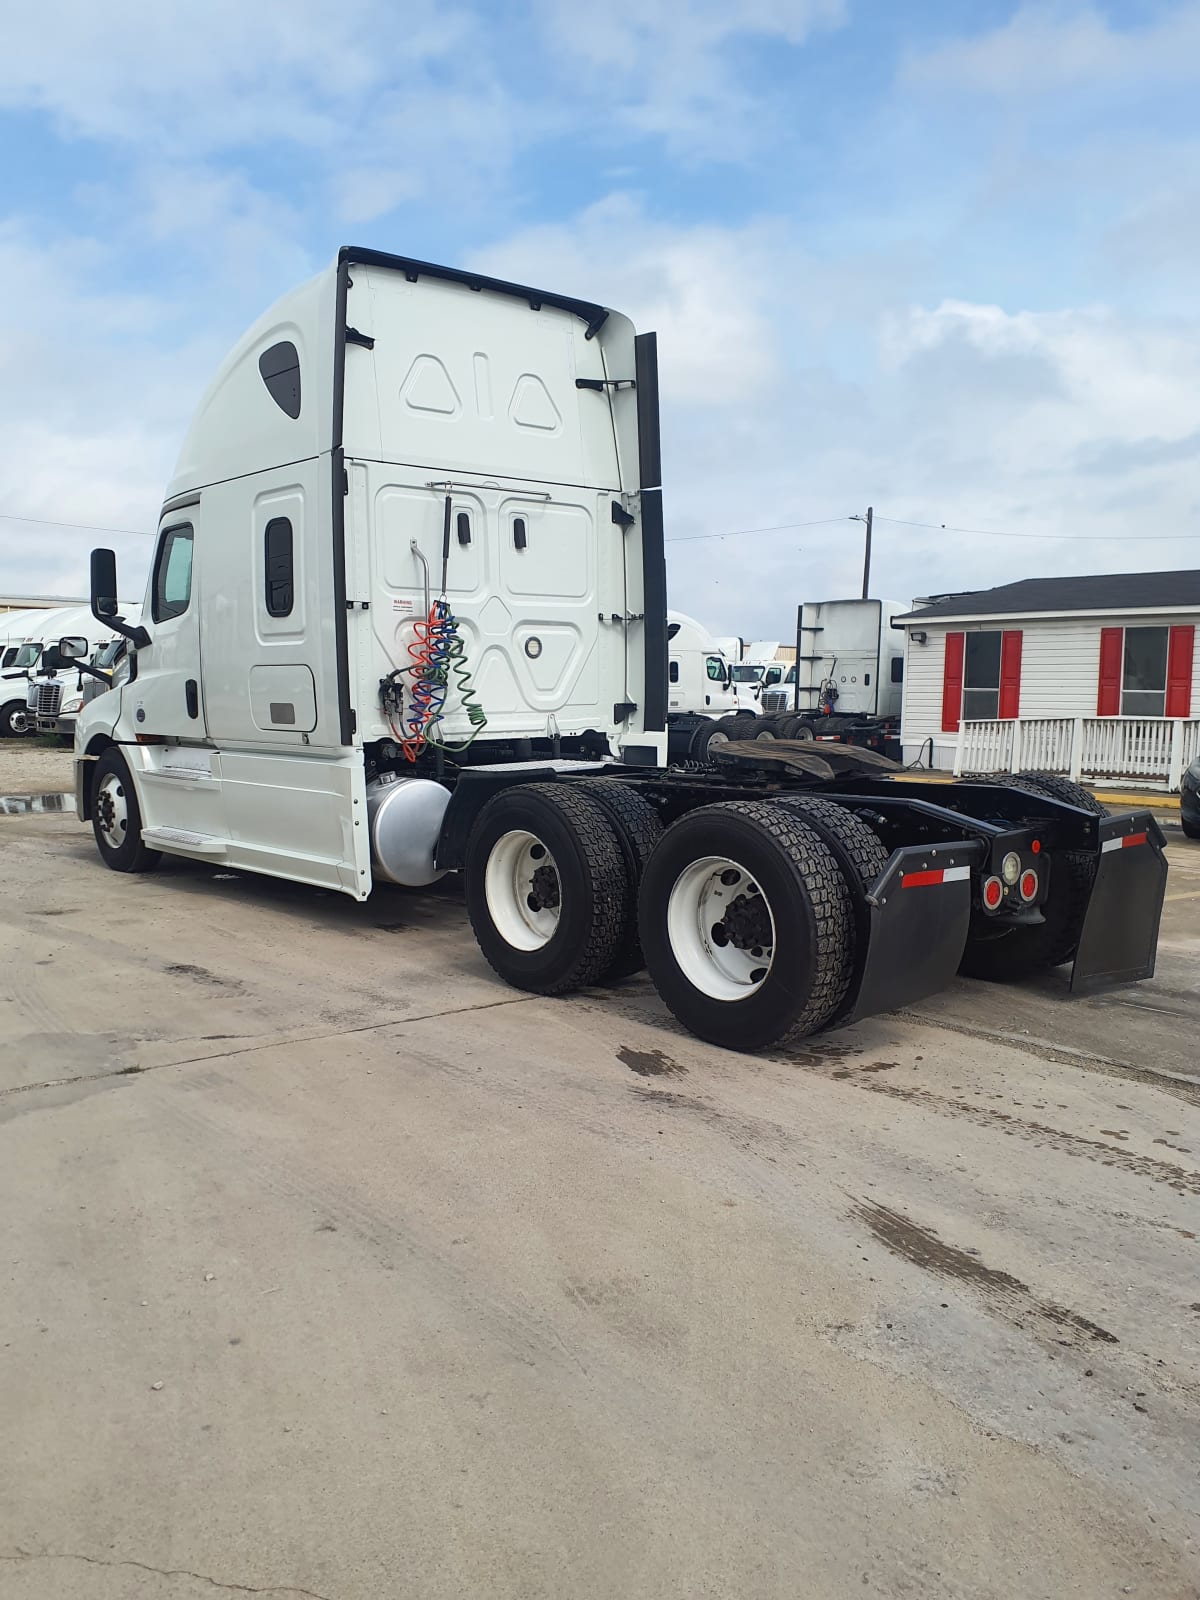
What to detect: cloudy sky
<box><xmin>2</xmin><ymin>0</ymin><xmax>1198</xmax><ymax>637</ymax></box>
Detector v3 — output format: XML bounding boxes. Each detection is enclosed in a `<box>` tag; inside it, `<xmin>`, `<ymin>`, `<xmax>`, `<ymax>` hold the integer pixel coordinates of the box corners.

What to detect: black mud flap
<box><xmin>836</xmin><ymin>842</ymin><xmax>985</xmax><ymax>1026</ymax></box>
<box><xmin>1071</xmin><ymin>812</ymin><xmax>1168</xmax><ymax>994</ymax></box>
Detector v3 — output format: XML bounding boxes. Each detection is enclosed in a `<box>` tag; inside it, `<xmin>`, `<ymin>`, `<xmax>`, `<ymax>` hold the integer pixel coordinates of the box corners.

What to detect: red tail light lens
<box><xmin>983</xmin><ymin>876</ymin><xmax>1003</xmax><ymax>910</ymax></box>
<box><xmin>1019</xmin><ymin>869</ymin><xmax>1038</xmax><ymax>902</ymax></box>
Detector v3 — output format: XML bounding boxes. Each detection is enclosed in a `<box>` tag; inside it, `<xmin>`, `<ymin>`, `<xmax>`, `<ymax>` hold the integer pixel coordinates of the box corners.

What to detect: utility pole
<box><xmin>860</xmin><ymin>505</ymin><xmax>873</xmax><ymax>599</ymax></box>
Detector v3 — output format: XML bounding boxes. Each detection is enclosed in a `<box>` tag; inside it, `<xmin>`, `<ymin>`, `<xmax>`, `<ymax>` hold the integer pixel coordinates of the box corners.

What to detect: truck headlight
<box><xmin>62</xmin><ymin>695</ymin><xmax>84</xmax><ymax>714</ymax></box>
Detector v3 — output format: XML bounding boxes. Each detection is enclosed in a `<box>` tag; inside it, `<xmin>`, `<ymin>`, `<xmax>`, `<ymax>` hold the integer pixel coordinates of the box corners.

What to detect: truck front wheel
<box><xmin>1</xmin><ymin>699</ymin><xmax>31</xmax><ymax>738</ymax></box>
<box><xmin>638</xmin><ymin>801</ymin><xmax>853</xmax><ymax>1050</ymax></box>
<box><xmin>465</xmin><ymin>783</ymin><xmax>628</xmax><ymax>995</ymax></box>
<box><xmin>91</xmin><ymin>750</ymin><xmax>162</xmax><ymax>873</ymax></box>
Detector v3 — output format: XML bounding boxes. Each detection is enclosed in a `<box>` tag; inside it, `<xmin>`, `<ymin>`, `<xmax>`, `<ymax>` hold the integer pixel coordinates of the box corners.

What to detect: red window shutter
<box><xmin>998</xmin><ymin>629</ymin><xmax>1022</xmax><ymax>720</ymax></box>
<box><xmin>1097</xmin><ymin>627</ymin><xmax>1123</xmax><ymax>716</ymax></box>
<box><xmin>942</xmin><ymin>632</ymin><xmax>965</xmax><ymax>732</ymax></box>
<box><xmin>1165</xmin><ymin>625</ymin><xmax>1194</xmax><ymax>717</ymax></box>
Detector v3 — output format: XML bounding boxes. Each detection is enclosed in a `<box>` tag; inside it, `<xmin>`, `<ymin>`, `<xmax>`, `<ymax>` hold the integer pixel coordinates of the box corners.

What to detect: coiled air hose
<box><xmin>382</xmin><ymin>498</ymin><xmax>489</xmax><ymax>762</ymax></box>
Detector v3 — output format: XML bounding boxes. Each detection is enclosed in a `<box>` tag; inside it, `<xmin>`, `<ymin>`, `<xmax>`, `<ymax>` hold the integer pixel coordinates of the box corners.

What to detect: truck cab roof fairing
<box><xmin>165</xmin><ymin>267</ymin><xmax>338</xmax><ymax>501</ymax></box>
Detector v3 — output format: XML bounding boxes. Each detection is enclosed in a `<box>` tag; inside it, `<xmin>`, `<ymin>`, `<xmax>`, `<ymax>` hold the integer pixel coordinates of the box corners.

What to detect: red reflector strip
<box><xmin>1101</xmin><ymin>831</ymin><xmax>1148</xmax><ymax>853</ymax></box>
<box><xmin>901</xmin><ymin>864</ymin><xmax>971</xmax><ymax>888</ymax></box>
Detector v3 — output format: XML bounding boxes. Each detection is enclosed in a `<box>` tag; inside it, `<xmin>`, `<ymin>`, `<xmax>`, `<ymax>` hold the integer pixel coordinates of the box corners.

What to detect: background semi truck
<box><xmin>71</xmin><ymin>247</ymin><xmax>1167</xmax><ymax>1051</ymax></box>
<box><xmin>2</xmin><ymin>605</ymin><xmax>141</xmax><ymax>739</ymax></box>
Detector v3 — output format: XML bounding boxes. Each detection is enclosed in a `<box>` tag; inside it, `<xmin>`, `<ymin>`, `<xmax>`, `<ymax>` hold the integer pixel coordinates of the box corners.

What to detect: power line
<box><xmin>666</xmin><ymin>516</ymin><xmax>853</xmax><ymax>545</ymax></box>
<box><xmin>0</xmin><ymin>512</ymin><xmax>154</xmax><ymax>538</ymax></box>
<box><xmin>874</xmin><ymin>514</ymin><xmax>1198</xmax><ymax>543</ymax></box>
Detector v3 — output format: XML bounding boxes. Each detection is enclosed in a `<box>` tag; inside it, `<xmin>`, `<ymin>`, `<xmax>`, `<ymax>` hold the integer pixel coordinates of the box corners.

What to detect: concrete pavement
<box><xmin>2</xmin><ymin>750</ymin><xmax>1198</xmax><ymax>1598</ymax></box>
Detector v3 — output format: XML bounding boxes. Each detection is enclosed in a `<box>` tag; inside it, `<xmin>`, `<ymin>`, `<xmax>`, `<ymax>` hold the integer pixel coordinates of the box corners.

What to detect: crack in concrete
<box><xmin>0</xmin><ymin>994</ymin><xmax>536</xmax><ymax>1102</ymax></box>
<box><xmin>0</xmin><ymin>1550</ymin><xmax>335</xmax><ymax>1599</ymax></box>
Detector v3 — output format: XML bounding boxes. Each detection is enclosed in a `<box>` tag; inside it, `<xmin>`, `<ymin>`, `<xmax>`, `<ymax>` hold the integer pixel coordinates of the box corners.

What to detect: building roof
<box><xmin>897</xmin><ymin>570</ymin><xmax>1200</xmax><ymax>623</ymax></box>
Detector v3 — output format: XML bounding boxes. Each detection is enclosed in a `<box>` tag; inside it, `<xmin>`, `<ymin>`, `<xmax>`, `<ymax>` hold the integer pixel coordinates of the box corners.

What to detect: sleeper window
<box><xmin>152</xmin><ymin>524</ymin><xmax>194</xmax><ymax>623</ymax></box>
<box><xmin>264</xmin><ymin>517</ymin><xmax>294</xmax><ymax>618</ymax></box>
<box><xmin>669</xmin><ymin>661</ymin><xmax>680</xmax><ymax>683</ymax></box>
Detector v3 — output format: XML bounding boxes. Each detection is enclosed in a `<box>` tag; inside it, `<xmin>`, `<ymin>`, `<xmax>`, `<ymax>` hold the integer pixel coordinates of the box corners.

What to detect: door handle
<box><xmin>185</xmin><ymin>679</ymin><xmax>199</xmax><ymax>719</ymax></box>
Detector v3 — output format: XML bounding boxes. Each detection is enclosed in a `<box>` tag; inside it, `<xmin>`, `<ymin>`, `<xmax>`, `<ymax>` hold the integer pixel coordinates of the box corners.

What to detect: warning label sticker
<box><xmin>392</xmin><ymin>596</ymin><xmax>416</xmax><ymax>614</ymax></box>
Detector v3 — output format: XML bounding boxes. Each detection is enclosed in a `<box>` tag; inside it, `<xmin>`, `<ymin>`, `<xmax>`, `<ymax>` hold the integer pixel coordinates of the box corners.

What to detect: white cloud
<box><xmin>534</xmin><ymin>0</ymin><xmax>846</xmax><ymax>155</ymax></box>
<box><xmin>0</xmin><ymin>0</ymin><xmax>468</xmax><ymax>150</ymax></box>
<box><xmin>901</xmin><ymin>3</ymin><xmax>1200</xmax><ymax>97</ymax></box>
<box><xmin>471</xmin><ymin>194</ymin><xmax>788</xmax><ymax>405</ymax></box>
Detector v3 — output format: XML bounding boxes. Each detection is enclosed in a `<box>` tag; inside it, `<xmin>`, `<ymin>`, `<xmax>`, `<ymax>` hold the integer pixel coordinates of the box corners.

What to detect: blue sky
<box><xmin>2</xmin><ymin>0</ymin><xmax>1199</xmax><ymax>636</ymax></box>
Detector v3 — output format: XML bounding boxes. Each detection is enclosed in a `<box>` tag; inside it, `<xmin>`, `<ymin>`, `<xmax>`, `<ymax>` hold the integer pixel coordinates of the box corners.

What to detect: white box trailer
<box><xmin>71</xmin><ymin>248</ymin><xmax>1168</xmax><ymax>1051</ymax></box>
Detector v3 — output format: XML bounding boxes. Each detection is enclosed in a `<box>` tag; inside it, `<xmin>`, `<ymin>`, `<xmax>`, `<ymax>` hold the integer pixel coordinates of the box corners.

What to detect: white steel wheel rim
<box><xmin>755</xmin><ymin>727</ymin><xmax>777</xmax><ymax>741</ymax></box>
<box><xmin>10</xmin><ymin>709</ymin><xmax>30</xmax><ymax>733</ymax></box>
<box><xmin>707</xmin><ymin>728</ymin><xmax>730</xmax><ymax>747</ymax></box>
<box><xmin>667</xmin><ymin>855</ymin><xmax>777</xmax><ymax>1001</ymax></box>
<box><xmin>96</xmin><ymin>771</ymin><xmax>129</xmax><ymax>850</ymax></box>
<box><xmin>485</xmin><ymin>829</ymin><xmax>562</xmax><ymax>951</ymax></box>
<box><xmin>794</xmin><ymin>725</ymin><xmax>814</xmax><ymax>741</ymax></box>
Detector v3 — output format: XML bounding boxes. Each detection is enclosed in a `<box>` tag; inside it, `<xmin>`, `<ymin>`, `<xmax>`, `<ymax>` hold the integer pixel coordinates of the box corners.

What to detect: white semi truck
<box><xmin>1</xmin><ymin>604</ymin><xmax>123</xmax><ymax>737</ymax></box>
<box><xmin>665</xmin><ymin>611</ymin><xmax>751</xmax><ymax>759</ymax></box>
<box><xmin>25</xmin><ymin>608</ymin><xmax>142</xmax><ymax>741</ymax></box>
<box><xmin>70</xmin><ymin>247</ymin><xmax>1167</xmax><ymax>1050</ymax></box>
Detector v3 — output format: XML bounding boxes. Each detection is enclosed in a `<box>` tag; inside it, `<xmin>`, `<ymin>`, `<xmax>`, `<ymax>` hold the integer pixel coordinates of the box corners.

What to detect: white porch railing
<box><xmin>953</xmin><ymin>716</ymin><xmax>1200</xmax><ymax>790</ymax></box>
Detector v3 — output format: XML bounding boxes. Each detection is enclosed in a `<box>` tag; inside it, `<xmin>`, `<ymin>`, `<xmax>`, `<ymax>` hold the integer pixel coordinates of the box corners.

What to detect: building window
<box><xmin>264</xmin><ymin>517</ymin><xmax>294</xmax><ymax>617</ymax></box>
<box><xmin>152</xmin><ymin>524</ymin><xmax>194</xmax><ymax>623</ymax></box>
<box><xmin>705</xmin><ymin>656</ymin><xmax>725</xmax><ymax>681</ymax></box>
<box><xmin>961</xmin><ymin>630</ymin><xmax>1001</xmax><ymax>721</ymax></box>
<box><xmin>1121</xmin><ymin>627</ymin><xmax>1168</xmax><ymax>717</ymax></box>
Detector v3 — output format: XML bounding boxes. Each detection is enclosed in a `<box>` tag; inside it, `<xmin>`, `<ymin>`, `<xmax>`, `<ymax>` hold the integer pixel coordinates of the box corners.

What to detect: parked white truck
<box><xmin>70</xmin><ymin>247</ymin><xmax>1167</xmax><ymax>1050</ymax></box>
<box><xmin>1</xmin><ymin>605</ymin><xmax>123</xmax><ymax>737</ymax></box>
<box><xmin>665</xmin><ymin>611</ymin><xmax>750</xmax><ymax>759</ymax></box>
<box><xmin>26</xmin><ymin>608</ymin><xmax>142</xmax><ymax>742</ymax></box>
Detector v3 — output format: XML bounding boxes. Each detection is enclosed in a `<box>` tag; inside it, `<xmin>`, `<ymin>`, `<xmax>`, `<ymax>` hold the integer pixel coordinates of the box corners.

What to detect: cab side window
<box><xmin>153</xmin><ymin>524</ymin><xmax>194</xmax><ymax>622</ymax></box>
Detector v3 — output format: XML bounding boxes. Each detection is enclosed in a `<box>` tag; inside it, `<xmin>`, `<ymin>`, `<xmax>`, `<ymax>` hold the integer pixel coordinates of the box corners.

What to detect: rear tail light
<box><xmin>982</xmin><ymin>876</ymin><xmax>1003</xmax><ymax>910</ymax></box>
<box><xmin>1019</xmin><ymin>868</ymin><xmax>1039</xmax><ymax>902</ymax></box>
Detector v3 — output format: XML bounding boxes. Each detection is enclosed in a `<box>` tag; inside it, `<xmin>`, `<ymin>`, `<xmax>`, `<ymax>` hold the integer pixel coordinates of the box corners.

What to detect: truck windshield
<box><xmin>94</xmin><ymin>640</ymin><xmax>124</xmax><ymax>669</ymax></box>
<box><xmin>730</xmin><ymin>665</ymin><xmax>761</xmax><ymax>683</ymax></box>
<box><xmin>13</xmin><ymin>643</ymin><xmax>41</xmax><ymax>668</ymax></box>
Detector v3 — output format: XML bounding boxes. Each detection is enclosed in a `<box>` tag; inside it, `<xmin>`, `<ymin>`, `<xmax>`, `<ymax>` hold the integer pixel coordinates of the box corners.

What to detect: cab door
<box><xmin>129</xmin><ymin>513</ymin><xmax>206</xmax><ymax>741</ymax></box>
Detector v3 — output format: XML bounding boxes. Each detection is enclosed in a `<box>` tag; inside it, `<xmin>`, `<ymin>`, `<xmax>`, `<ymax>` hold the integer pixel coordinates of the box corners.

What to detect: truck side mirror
<box><xmin>91</xmin><ymin>548</ymin><xmax>119</xmax><ymax>619</ymax></box>
<box><xmin>58</xmin><ymin>636</ymin><xmax>89</xmax><ymax>661</ymax></box>
<box><xmin>89</xmin><ymin>547</ymin><xmax>150</xmax><ymax>648</ymax></box>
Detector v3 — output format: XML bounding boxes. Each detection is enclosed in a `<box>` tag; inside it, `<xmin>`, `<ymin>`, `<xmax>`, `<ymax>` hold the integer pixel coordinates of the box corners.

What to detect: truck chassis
<box><xmin>79</xmin><ymin>738</ymin><xmax>1168</xmax><ymax>1053</ymax></box>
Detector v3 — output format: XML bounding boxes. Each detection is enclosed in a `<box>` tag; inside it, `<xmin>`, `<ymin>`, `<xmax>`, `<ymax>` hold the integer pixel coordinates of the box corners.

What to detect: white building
<box><xmin>897</xmin><ymin>570</ymin><xmax>1200</xmax><ymax>789</ymax></box>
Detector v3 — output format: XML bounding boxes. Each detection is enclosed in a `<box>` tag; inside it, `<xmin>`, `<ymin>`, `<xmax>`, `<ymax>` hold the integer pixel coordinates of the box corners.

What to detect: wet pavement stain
<box><xmin>618</xmin><ymin>1045</ymin><xmax>686</xmax><ymax>1079</ymax></box>
<box><xmin>0</xmin><ymin>792</ymin><xmax>76</xmax><ymax>815</ymax></box>
<box><xmin>833</xmin><ymin>1060</ymin><xmax>899</xmax><ymax>1080</ymax></box>
<box><xmin>854</xmin><ymin>1199</ymin><xmax>1119</xmax><ymax>1346</ymax></box>
<box><xmin>163</xmin><ymin>963</ymin><xmax>236</xmax><ymax>990</ymax></box>
<box><xmin>856</xmin><ymin>1079</ymin><xmax>1200</xmax><ymax>1191</ymax></box>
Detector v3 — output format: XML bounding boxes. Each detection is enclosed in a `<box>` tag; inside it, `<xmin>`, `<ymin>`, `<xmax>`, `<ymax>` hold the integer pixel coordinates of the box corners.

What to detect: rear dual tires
<box><xmin>958</xmin><ymin>771</ymin><xmax>1106</xmax><ymax>981</ymax></box>
<box><xmin>571</xmin><ymin>779</ymin><xmax>663</xmax><ymax>978</ymax></box>
<box><xmin>638</xmin><ymin>801</ymin><xmax>855</xmax><ymax>1051</ymax></box>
